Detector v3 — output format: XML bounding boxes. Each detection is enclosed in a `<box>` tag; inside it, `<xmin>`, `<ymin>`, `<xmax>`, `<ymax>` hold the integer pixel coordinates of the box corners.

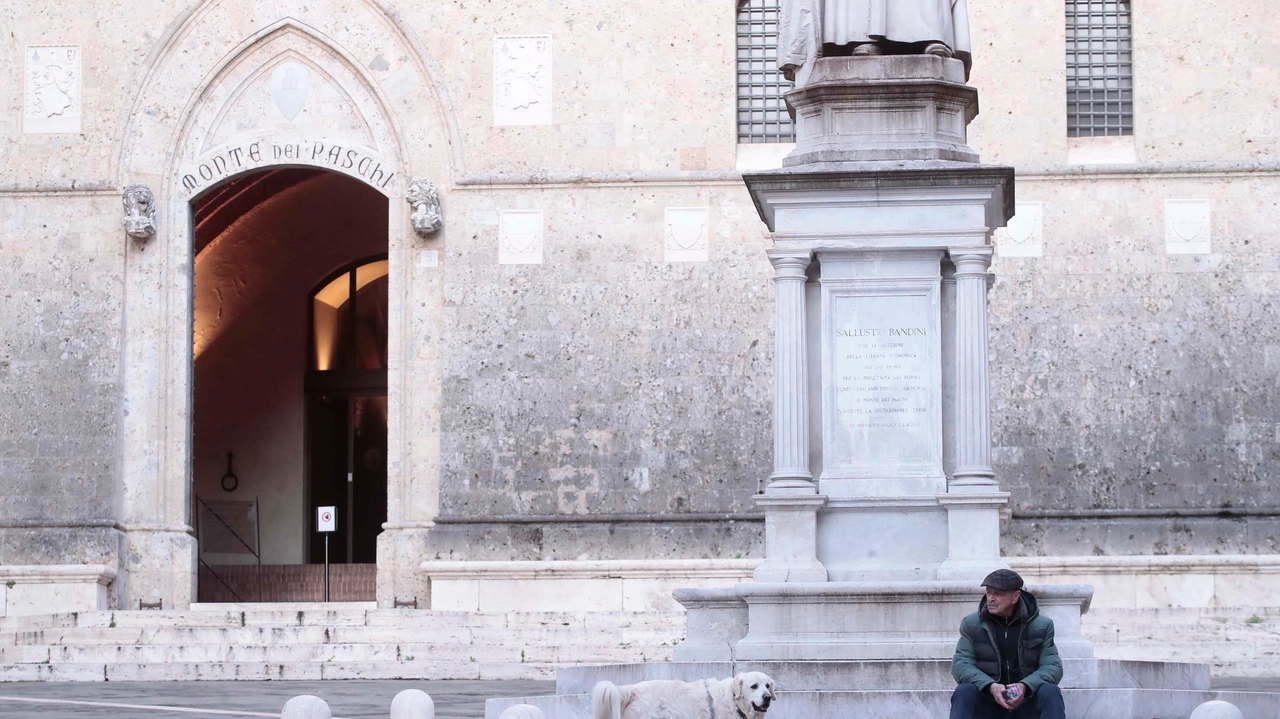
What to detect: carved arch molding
<box><xmin>113</xmin><ymin>0</ymin><xmax>454</xmax><ymax>607</ymax></box>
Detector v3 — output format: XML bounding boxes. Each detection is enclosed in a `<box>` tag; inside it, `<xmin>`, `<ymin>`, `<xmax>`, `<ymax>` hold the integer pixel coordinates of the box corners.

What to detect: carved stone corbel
<box><xmin>406</xmin><ymin>179</ymin><xmax>442</xmax><ymax>236</ymax></box>
<box><xmin>122</xmin><ymin>184</ymin><xmax>157</xmax><ymax>240</ymax></box>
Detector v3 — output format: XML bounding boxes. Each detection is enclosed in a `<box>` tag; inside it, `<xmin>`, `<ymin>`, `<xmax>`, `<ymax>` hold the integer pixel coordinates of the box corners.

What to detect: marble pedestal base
<box><xmin>670</xmin><ymin>582</ymin><xmax>1094</xmax><ymax>663</ymax></box>
<box><xmin>730</xmin><ymin>582</ymin><xmax>1093</xmax><ymax>661</ymax></box>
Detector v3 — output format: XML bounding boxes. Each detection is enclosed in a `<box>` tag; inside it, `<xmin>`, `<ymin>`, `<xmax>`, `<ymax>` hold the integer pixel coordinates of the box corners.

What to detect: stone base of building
<box><xmin>0</xmin><ymin>565</ymin><xmax>116</xmax><ymax>617</ymax></box>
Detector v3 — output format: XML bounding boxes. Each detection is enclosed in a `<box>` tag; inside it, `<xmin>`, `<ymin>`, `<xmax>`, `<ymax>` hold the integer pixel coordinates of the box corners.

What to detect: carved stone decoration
<box><xmin>1165</xmin><ymin>199</ymin><xmax>1211</xmax><ymax>255</ymax></box>
<box><xmin>493</xmin><ymin>36</ymin><xmax>553</xmax><ymax>126</ymax></box>
<box><xmin>122</xmin><ymin>184</ymin><xmax>157</xmax><ymax>240</ymax></box>
<box><xmin>24</xmin><ymin>45</ymin><xmax>82</xmax><ymax>134</ymax></box>
<box><xmin>406</xmin><ymin>179</ymin><xmax>443</xmax><ymax>236</ymax></box>
<box><xmin>270</xmin><ymin>61</ymin><xmax>311</xmax><ymax>121</ymax></box>
<box><xmin>995</xmin><ymin>202</ymin><xmax>1044</xmax><ymax>258</ymax></box>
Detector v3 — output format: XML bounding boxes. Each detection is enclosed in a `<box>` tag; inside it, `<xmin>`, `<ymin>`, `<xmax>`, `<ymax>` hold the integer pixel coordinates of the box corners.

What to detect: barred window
<box><xmin>1066</xmin><ymin>0</ymin><xmax>1134</xmax><ymax>137</ymax></box>
<box><xmin>737</xmin><ymin>0</ymin><xmax>795</xmax><ymax>143</ymax></box>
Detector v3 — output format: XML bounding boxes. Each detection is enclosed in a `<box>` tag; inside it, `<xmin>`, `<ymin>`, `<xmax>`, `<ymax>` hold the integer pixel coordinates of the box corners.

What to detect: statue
<box><xmin>406</xmin><ymin>179</ymin><xmax>443</xmax><ymax>236</ymax></box>
<box><xmin>778</xmin><ymin>0</ymin><xmax>972</xmax><ymax>85</ymax></box>
<box><xmin>121</xmin><ymin>184</ymin><xmax>157</xmax><ymax>240</ymax></box>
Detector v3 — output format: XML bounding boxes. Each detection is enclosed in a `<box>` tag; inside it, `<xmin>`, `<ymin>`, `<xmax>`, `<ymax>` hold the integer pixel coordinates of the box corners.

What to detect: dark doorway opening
<box><xmin>190</xmin><ymin>168</ymin><xmax>389</xmax><ymax>602</ymax></box>
<box><xmin>306</xmin><ymin>258</ymin><xmax>390</xmax><ymax>565</ymax></box>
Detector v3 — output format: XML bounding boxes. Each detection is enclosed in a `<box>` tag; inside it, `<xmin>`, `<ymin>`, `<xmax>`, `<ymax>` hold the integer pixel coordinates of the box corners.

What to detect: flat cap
<box><xmin>981</xmin><ymin>569</ymin><xmax>1024</xmax><ymax>591</ymax></box>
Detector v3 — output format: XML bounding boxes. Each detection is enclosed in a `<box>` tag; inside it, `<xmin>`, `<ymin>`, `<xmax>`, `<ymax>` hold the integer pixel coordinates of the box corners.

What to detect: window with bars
<box><xmin>737</xmin><ymin>0</ymin><xmax>794</xmax><ymax>143</ymax></box>
<box><xmin>1066</xmin><ymin>0</ymin><xmax>1134</xmax><ymax>137</ymax></box>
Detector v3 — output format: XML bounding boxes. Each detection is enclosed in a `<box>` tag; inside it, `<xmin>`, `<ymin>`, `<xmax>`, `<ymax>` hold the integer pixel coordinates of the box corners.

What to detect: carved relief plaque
<box><xmin>1165</xmin><ymin>199</ymin><xmax>1211</xmax><ymax>255</ymax></box>
<box><xmin>995</xmin><ymin>202</ymin><xmax>1043</xmax><ymax>258</ymax></box>
<box><xmin>271</xmin><ymin>61</ymin><xmax>311</xmax><ymax>121</ymax></box>
<box><xmin>494</xmin><ymin>36</ymin><xmax>553</xmax><ymax>126</ymax></box>
<box><xmin>24</xmin><ymin>45</ymin><xmax>82</xmax><ymax>134</ymax></box>
<box><xmin>499</xmin><ymin>210</ymin><xmax>544</xmax><ymax>264</ymax></box>
<box><xmin>664</xmin><ymin>207</ymin><xmax>710</xmax><ymax>262</ymax></box>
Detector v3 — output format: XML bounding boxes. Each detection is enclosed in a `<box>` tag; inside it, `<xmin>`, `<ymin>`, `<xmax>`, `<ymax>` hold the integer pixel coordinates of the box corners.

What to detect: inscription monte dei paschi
<box><xmin>831</xmin><ymin>293</ymin><xmax>933</xmax><ymax>465</ymax></box>
<box><xmin>179</xmin><ymin>139</ymin><xmax>395</xmax><ymax>195</ymax></box>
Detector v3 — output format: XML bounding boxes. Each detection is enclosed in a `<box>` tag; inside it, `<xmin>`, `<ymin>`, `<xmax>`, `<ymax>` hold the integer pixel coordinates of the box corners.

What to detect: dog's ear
<box><xmin>731</xmin><ymin>674</ymin><xmax>745</xmax><ymax>701</ymax></box>
<box><xmin>769</xmin><ymin>678</ymin><xmax>780</xmax><ymax>699</ymax></box>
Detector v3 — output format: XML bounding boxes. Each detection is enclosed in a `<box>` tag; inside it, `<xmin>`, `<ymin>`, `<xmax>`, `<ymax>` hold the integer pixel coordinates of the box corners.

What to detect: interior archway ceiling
<box><xmin>192</xmin><ymin>168</ymin><xmax>327</xmax><ymax>257</ymax></box>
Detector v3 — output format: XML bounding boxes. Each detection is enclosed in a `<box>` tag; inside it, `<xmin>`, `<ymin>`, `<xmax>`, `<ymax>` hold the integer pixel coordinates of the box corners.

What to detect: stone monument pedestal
<box><xmin>486</xmin><ymin>55</ymin><xmax>1280</xmax><ymax>718</ymax></box>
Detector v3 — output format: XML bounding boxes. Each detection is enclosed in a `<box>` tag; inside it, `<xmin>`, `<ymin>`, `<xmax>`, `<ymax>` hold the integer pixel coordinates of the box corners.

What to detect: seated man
<box><xmin>951</xmin><ymin>569</ymin><xmax>1065</xmax><ymax>719</ymax></box>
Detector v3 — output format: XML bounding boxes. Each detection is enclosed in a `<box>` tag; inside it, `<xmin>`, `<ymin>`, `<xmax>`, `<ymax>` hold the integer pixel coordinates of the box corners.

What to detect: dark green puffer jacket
<box><xmin>952</xmin><ymin>590</ymin><xmax>1063</xmax><ymax>695</ymax></box>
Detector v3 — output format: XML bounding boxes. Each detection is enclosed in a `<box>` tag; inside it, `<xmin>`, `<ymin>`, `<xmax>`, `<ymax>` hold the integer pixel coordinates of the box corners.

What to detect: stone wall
<box><xmin>0</xmin><ymin>190</ymin><xmax>123</xmax><ymax>574</ymax></box>
<box><xmin>994</xmin><ymin>170</ymin><xmax>1280</xmax><ymax>555</ymax></box>
<box><xmin>0</xmin><ymin>0</ymin><xmax>1278</xmax><ymax>594</ymax></box>
<box><xmin>430</xmin><ymin>185</ymin><xmax>771</xmax><ymax>560</ymax></box>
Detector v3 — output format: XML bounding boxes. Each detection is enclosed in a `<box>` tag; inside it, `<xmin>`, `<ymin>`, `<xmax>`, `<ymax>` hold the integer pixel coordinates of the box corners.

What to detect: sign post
<box><xmin>316</xmin><ymin>506</ymin><xmax>336</xmax><ymax>602</ymax></box>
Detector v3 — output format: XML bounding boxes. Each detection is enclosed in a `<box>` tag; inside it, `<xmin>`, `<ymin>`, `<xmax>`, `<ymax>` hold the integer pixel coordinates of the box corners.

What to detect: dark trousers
<box><xmin>949</xmin><ymin>683</ymin><xmax>1065</xmax><ymax>719</ymax></box>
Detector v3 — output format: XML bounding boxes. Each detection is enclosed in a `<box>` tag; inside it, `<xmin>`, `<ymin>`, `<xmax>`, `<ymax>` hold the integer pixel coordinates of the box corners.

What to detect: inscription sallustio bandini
<box><xmin>831</xmin><ymin>293</ymin><xmax>933</xmax><ymax>464</ymax></box>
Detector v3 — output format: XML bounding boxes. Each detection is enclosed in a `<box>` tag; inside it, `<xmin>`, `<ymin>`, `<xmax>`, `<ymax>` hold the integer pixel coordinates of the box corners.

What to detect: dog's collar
<box><xmin>736</xmin><ymin>710</ymin><xmax>749</xmax><ymax>719</ymax></box>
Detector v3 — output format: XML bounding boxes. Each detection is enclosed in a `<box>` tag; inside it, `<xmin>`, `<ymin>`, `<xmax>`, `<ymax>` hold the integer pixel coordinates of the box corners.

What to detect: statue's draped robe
<box><xmin>779</xmin><ymin>0</ymin><xmax>972</xmax><ymax>82</ymax></box>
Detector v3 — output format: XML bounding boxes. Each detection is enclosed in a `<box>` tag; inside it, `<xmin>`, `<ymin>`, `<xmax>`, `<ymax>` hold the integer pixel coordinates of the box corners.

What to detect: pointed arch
<box><xmin>113</xmin><ymin>0</ymin><xmax>449</xmax><ymax>609</ymax></box>
<box><xmin>118</xmin><ymin>0</ymin><xmax>467</xmax><ymax>188</ymax></box>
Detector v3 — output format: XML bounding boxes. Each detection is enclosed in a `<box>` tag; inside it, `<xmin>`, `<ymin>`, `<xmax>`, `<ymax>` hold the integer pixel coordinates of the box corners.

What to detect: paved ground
<box><xmin>0</xmin><ymin>677</ymin><xmax>1276</xmax><ymax>718</ymax></box>
<box><xmin>0</xmin><ymin>680</ymin><xmax>555</xmax><ymax>719</ymax></box>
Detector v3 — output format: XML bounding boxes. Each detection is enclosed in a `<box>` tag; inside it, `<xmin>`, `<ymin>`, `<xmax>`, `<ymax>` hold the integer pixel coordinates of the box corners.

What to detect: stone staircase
<box><xmin>0</xmin><ymin>603</ymin><xmax>685</xmax><ymax>682</ymax></box>
<box><xmin>3</xmin><ymin>604</ymin><xmax>1279</xmax><ymax>683</ymax></box>
<box><xmin>1087</xmin><ymin>606</ymin><xmax>1280</xmax><ymax>677</ymax></box>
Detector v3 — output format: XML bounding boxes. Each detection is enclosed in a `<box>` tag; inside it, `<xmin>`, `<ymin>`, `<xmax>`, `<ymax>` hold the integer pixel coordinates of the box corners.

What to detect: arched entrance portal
<box><xmin>191</xmin><ymin>169</ymin><xmax>388</xmax><ymax>602</ymax></box>
<box><xmin>116</xmin><ymin>4</ymin><xmax>455</xmax><ymax>610</ymax></box>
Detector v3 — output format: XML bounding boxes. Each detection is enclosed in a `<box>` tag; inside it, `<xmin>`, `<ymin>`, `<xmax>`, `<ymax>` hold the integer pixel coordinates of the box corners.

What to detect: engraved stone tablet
<box><xmin>821</xmin><ymin>266</ymin><xmax>943</xmax><ymax>493</ymax></box>
<box><xmin>664</xmin><ymin>207</ymin><xmax>709</xmax><ymax>262</ymax></box>
<box><xmin>24</xmin><ymin>45</ymin><xmax>82</xmax><ymax>134</ymax></box>
<box><xmin>995</xmin><ymin>202</ymin><xmax>1043</xmax><ymax>258</ymax></box>
<box><xmin>499</xmin><ymin>210</ymin><xmax>544</xmax><ymax>264</ymax></box>
<box><xmin>1165</xmin><ymin>199</ymin><xmax>1211</xmax><ymax>255</ymax></box>
<box><xmin>494</xmin><ymin>36</ymin><xmax>553</xmax><ymax>126</ymax></box>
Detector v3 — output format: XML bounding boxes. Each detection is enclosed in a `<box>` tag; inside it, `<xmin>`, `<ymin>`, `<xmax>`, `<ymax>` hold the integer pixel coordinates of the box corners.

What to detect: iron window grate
<box><xmin>737</xmin><ymin>0</ymin><xmax>795</xmax><ymax>143</ymax></box>
<box><xmin>1066</xmin><ymin>0</ymin><xmax>1134</xmax><ymax>137</ymax></box>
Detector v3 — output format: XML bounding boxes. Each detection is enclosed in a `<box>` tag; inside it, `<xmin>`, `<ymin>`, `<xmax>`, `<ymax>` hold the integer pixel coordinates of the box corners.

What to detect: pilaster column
<box><xmin>755</xmin><ymin>250</ymin><xmax>826</xmax><ymax>583</ymax></box>
<box><xmin>767</xmin><ymin>251</ymin><xmax>815</xmax><ymax>494</ymax></box>
<box><xmin>949</xmin><ymin>249</ymin><xmax>997</xmax><ymax>489</ymax></box>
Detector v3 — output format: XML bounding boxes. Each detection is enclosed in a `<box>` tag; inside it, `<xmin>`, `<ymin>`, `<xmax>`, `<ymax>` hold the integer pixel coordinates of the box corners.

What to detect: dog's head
<box><xmin>731</xmin><ymin>671</ymin><xmax>777</xmax><ymax>716</ymax></box>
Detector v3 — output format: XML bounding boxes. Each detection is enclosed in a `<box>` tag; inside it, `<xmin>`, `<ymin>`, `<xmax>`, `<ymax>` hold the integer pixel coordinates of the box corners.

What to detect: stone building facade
<box><xmin>1</xmin><ymin>0</ymin><xmax>1277</xmax><ymax>616</ymax></box>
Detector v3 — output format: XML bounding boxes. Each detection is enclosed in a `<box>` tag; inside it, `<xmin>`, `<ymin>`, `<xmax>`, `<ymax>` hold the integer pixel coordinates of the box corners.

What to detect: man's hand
<box><xmin>1006</xmin><ymin>683</ymin><xmax>1029</xmax><ymax>709</ymax></box>
<box><xmin>989</xmin><ymin>683</ymin><xmax>1012</xmax><ymax>710</ymax></box>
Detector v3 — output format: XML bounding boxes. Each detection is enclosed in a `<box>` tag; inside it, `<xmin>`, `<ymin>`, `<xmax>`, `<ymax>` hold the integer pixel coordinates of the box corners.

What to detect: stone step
<box><xmin>0</xmin><ymin>640</ymin><xmax>675</xmax><ymax>665</ymax></box>
<box><xmin>552</xmin><ymin>659</ymin><xmax>1210</xmax><ymax>694</ymax></box>
<box><xmin>1</xmin><ymin>622</ymin><xmax>681</xmax><ymax>648</ymax></box>
<box><xmin>486</xmin><ymin>688</ymin><xmax>1280</xmax><ymax>719</ymax></box>
<box><xmin>0</xmin><ymin>608</ymin><xmax>683</xmax><ymax>633</ymax></box>
<box><xmin>0</xmin><ymin>659</ymin><xmax>564</xmax><ymax>683</ymax></box>
<box><xmin>1085</xmin><ymin>607</ymin><xmax>1280</xmax><ymax>676</ymax></box>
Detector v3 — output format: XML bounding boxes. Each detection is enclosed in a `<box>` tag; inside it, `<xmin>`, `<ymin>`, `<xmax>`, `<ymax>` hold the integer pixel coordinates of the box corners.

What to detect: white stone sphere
<box><xmin>281</xmin><ymin>695</ymin><xmax>332</xmax><ymax>719</ymax></box>
<box><xmin>498</xmin><ymin>705</ymin><xmax>547</xmax><ymax>719</ymax></box>
<box><xmin>1190</xmin><ymin>700</ymin><xmax>1244</xmax><ymax>719</ymax></box>
<box><xmin>389</xmin><ymin>689</ymin><xmax>435</xmax><ymax>719</ymax></box>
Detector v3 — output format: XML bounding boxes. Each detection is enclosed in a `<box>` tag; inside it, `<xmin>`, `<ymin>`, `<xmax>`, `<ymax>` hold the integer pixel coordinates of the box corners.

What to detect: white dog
<box><xmin>592</xmin><ymin>671</ymin><xmax>777</xmax><ymax>719</ymax></box>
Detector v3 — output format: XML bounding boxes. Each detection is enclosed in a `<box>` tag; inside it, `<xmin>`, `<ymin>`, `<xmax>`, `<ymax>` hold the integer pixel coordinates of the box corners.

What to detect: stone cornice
<box><xmin>0</xmin><ymin>564</ymin><xmax>118</xmax><ymax>585</ymax></box>
<box><xmin>1011</xmin><ymin>555</ymin><xmax>1280</xmax><ymax>575</ymax></box>
<box><xmin>3</xmin><ymin>160</ymin><xmax>1277</xmax><ymax>195</ymax></box>
<box><xmin>420</xmin><ymin>559</ymin><xmax>760</xmax><ymax>580</ymax></box>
